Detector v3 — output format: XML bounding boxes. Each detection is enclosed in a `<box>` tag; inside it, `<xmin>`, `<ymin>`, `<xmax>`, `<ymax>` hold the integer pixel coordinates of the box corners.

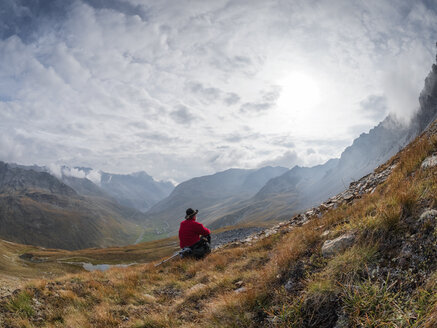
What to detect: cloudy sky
<box><xmin>0</xmin><ymin>0</ymin><xmax>436</xmax><ymax>183</ymax></box>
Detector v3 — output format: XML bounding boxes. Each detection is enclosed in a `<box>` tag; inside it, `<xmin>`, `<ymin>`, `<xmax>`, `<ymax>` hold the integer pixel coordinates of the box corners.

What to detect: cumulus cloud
<box><xmin>186</xmin><ymin>81</ymin><xmax>241</xmax><ymax>106</ymax></box>
<box><xmin>0</xmin><ymin>0</ymin><xmax>436</xmax><ymax>182</ymax></box>
<box><xmin>170</xmin><ymin>105</ymin><xmax>197</xmax><ymax>125</ymax></box>
<box><xmin>47</xmin><ymin>164</ymin><xmax>101</xmax><ymax>184</ymax></box>
<box><xmin>187</xmin><ymin>82</ymin><xmax>222</xmax><ymax>102</ymax></box>
<box><xmin>240</xmin><ymin>87</ymin><xmax>281</xmax><ymax>114</ymax></box>
<box><xmin>62</xmin><ymin>167</ymin><xmax>87</xmax><ymax>179</ymax></box>
<box><xmin>86</xmin><ymin>169</ymin><xmax>102</xmax><ymax>185</ymax></box>
<box><xmin>223</xmin><ymin>93</ymin><xmax>240</xmax><ymax>106</ymax></box>
<box><xmin>48</xmin><ymin>163</ymin><xmax>63</xmax><ymax>179</ymax></box>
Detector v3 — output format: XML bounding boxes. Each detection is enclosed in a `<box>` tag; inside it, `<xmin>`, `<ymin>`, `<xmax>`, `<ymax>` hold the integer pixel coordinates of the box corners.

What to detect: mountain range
<box><xmin>146</xmin><ymin>58</ymin><xmax>437</xmax><ymax>232</ymax></box>
<box><xmin>8</xmin><ymin>164</ymin><xmax>174</xmax><ymax>213</ymax></box>
<box><xmin>144</xmin><ymin>166</ymin><xmax>288</xmax><ymax>232</ymax></box>
<box><xmin>0</xmin><ymin>162</ymin><xmax>148</xmax><ymax>250</ymax></box>
<box><xmin>2</xmin><ymin>54</ymin><xmax>437</xmax><ymax>250</ymax></box>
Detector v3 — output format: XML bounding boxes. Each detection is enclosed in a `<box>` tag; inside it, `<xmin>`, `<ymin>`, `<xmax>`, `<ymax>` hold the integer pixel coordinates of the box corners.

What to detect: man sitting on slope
<box><xmin>178</xmin><ymin>208</ymin><xmax>211</xmax><ymax>259</ymax></box>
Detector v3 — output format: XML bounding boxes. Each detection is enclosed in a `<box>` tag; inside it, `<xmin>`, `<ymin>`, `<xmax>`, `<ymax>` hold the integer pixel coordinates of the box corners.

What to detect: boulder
<box><xmin>234</xmin><ymin>287</ymin><xmax>247</xmax><ymax>294</ymax></box>
<box><xmin>234</xmin><ymin>280</ymin><xmax>244</xmax><ymax>288</ymax></box>
<box><xmin>284</xmin><ymin>280</ymin><xmax>294</xmax><ymax>292</ymax></box>
<box><xmin>187</xmin><ymin>283</ymin><xmax>207</xmax><ymax>294</ymax></box>
<box><xmin>421</xmin><ymin>155</ymin><xmax>437</xmax><ymax>169</ymax></box>
<box><xmin>283</xmin><ymin>261</ymin><xmax>305</xmax><ymax>293</ymax></box>
<box><xmin>322</xmin><ymin>233</ymin><xmax>355</xmax><ymax>258</ymax></box>
<box><xmin>321</xmin><ymin>230</ymin><xmax>331</xmax><ymax>237</ymax></box>
<box><xmin>419</xmin><ymin>209</ymin><xmax>437</xmax><ymax>222</ymax></box>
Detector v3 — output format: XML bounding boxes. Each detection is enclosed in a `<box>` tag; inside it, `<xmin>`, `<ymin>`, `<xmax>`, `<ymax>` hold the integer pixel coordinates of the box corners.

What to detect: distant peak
<box><xmin>130</xmin><ymin>171</ymin><xmax>152</xmax><ymax>178</ymax></box>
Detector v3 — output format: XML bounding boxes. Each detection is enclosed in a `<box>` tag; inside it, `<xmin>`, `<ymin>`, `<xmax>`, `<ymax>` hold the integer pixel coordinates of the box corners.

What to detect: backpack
<box><xmin>183</xmin><ymin>238</ymin><xmax>211</xmax><ymax>259</ymax></box>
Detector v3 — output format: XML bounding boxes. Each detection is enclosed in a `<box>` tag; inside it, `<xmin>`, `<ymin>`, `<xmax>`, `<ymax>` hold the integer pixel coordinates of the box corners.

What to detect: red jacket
<box><xmin>179</xmin><ymin>216</ymin><xmax>211</xmax><ymax>248</ymax></box>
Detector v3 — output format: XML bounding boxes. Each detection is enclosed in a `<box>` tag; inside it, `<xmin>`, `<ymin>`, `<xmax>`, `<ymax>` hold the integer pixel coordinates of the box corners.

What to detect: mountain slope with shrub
<box><xmin>11</xmin><ymin>164</ymin><xmax>174</xmax><ymax>213</ymax></box>
<box><xmin>1</xmin><ymin>119</ymin><xmax>436</xmax><ymax>327</ymax></box>
<box><xmin>0</xmin><ymin>162</ymin><xmax>147</xmax><ymax>250</ymax></box>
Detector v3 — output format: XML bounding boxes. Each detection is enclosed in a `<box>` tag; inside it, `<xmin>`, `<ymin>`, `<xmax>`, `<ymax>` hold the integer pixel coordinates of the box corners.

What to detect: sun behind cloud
<box><xmin>277</xmin><ymin>72</ymin><xmax>321</xmax><ymax>113</ymax></box>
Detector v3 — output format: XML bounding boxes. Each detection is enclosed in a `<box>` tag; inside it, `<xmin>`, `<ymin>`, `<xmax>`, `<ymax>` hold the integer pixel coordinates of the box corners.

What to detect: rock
<box><xmin>322</xmin><ymin>233</ymin><xmax>355</xmax><ymax>258</ymax></box>
<box><xmin>342</xmin><ymin>192</ymin><xmax>354</xmax><ymax>201</ymax></box>
<box><xmin>143</xmin><ymin>293</ymin><xmax>156</xmax><ymax>302</ymax></box>
<box><xmin>305</xmin><ymin>210</ymin><xmax>314</xmax><ymax>216</ymax></box>
<box><xmin>321</xmin><ymin>230</ymin><xmax>331</xmax><ymax>237</ymax></box>
<box><xmin>235</xmin><ymin>280</ymin><xmax>244</xmax><ymax>288</ymax></box>
<box><xmin>284</xmin><ymin>280</ymin><xmax>294</xmax><ymax>293</ymax></box>
<box><xmin>234</xmin><ymin>287</ymin><xmax>247</xmax><ymax>293</ymax></box>
<box><xmin>284</xmin><ymin>261</ymin><xmax>305</xmax><ymax>293</ymax></box>
<box><xmin>399</xmin><ymin>243</ymin><xmax>413</xmax><ymax>258</ymax></box>
<box><xmin>188</xmin><ymin>283</ymin><xmax>207</xmax><ymax>294</ymax></box>
<box><xmin>421</xmin><ymin>154</ymin><xmax>437</xmax><ymax>169</ymax></box>
<box><xmin>32</xmin><ymin>297</ymin><xmax>43</xmax><ymax>308</ymax></box>
<box><xmin>419</xmin><ymin>209</ymin><xmax>437</xmax><ymax>222</ymax></box>
<box><xmin>334</xmin><ymin>313</ymin><xmax>350</xmax><ymax>328</ymax></box>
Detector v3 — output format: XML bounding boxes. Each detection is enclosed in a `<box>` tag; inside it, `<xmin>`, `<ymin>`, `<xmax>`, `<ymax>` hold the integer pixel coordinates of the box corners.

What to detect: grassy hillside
<box><xmin>0</xmin><ymin>189</ymin><xmax>146</xmax><ymax>250</ymax></box>
<box><xmin>0</xmin><ymin>122</ymin><xmax>436</xmax><ymax>327</ymax></box>
<box><xmin>0</xmin><ymin>162</ymin><xmax>154</xmax><ymax>250</ymax></box>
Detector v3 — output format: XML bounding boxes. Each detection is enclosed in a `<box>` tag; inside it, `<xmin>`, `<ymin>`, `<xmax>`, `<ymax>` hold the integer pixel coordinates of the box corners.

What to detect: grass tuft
<box><xmin>340</xmin><ymin>277</ymin><xmax>406</xmax><ymax>327</ymax></box>
<box><xmin>7</xmin><ymin>291</ymin><xmax>35</xmax><ymax>318</ymax></box>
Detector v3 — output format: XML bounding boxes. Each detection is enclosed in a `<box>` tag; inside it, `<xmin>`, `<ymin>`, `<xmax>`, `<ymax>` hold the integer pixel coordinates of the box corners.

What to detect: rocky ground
<box><xmin>211</xmin><ymin>227</ymin><xmax>265</xmax><ymax>249</ymax></box>
<box><xmin>217</xmin><ymin>160</ymin><xmax>399</xmax><ymax>250</ymax></box>
<box><xmin>0</xmin><ymin>277</ymin><xmax>25</xmax><ymax>298</ymax></box>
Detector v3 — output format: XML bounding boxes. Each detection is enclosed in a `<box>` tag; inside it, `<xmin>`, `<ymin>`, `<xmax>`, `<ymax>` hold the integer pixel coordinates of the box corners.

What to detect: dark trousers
<box><xmin>185</xmin><ymin>238</ymin><xmax>211</xmax><ymax>259</ymax></box>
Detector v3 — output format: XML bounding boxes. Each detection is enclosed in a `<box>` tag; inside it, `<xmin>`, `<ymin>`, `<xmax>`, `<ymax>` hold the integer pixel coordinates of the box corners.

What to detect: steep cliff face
<box><xmin>414</xmin><ymin>61</ymin><xmax>437</xmax><ymax>133</ymax></box>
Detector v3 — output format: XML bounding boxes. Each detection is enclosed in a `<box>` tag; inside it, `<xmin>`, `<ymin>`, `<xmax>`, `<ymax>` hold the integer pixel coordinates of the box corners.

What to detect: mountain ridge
<box><xmin>0</xmin><ymin>162</ymin><xmax>149</xmax><ymax>250</ymax></box>
<box><xmin>7</xmin><ymin>163</ymin><xmax>174</xmax><ymax>213</ymax></box>
<box><xmin>144</xmin><ymin>166</ymin><xmax>288</xmax><ymax>232</ymax></box>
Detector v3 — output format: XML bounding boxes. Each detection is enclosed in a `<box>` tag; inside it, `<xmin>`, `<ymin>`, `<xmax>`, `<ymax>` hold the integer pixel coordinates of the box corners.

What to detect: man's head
<box><xmin>185</xmin><ymin>208</ymin><xmax>198</xmax><ymax>220</ymax></box>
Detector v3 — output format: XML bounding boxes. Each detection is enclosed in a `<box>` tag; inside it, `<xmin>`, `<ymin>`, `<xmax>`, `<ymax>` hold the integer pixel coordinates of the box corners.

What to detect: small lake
<box><xmin>82</xmin><ymin>262</ymin><xmax>136</xmax><ymax>271</ymax></box>
<box><xmin>60</xmin><ymin>261</ymin><xmax>137</xmax><ymax>272</ymax></box>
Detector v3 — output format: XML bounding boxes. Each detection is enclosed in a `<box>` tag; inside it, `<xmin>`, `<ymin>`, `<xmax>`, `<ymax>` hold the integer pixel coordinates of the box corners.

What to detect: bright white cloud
<box><xmin>0</xmin><ymin>0</ymin><xmax>436</xmax><ymax>182</ymax></box>
<box><xmin>85</xmin><ymin>169</ymin><xmax>102</xmax><ymax>185</ymax></box>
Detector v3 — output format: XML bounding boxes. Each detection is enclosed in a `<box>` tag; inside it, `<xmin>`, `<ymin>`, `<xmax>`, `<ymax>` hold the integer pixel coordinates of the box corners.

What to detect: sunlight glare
<box><xmin>277</xmin><ymin>72</ymin><xmax>321</xmax><ymax>114</ymax></box>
